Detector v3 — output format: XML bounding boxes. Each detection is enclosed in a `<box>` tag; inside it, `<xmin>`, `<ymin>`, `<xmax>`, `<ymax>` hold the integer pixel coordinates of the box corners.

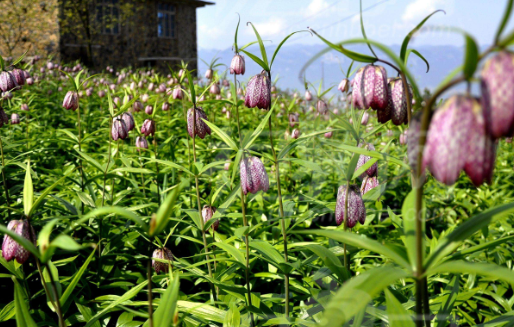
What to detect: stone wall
<box><xmin>58</xmin><ymin>0</ymin><xmax>201</xmax><ymax>73</ymax></box>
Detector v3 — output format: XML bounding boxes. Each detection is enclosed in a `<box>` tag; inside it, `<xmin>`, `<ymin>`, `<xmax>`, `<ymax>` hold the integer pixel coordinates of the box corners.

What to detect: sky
<box><xmin>197</xmin><ymin>0</ymin><xmax>511</xmax><ymax>51</ymax></box>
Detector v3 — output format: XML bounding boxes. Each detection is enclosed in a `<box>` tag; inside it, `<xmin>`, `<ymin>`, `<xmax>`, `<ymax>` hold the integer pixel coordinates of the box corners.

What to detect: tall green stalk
<box><xmin>191</xmin><ymin>106</ymin><xmax>216</xmax><ymax>302</ymax></box>
<box><xmin>234</xmin><ymin>73</ymin><xmax>255</xmax><ymax>327</ymax></box>
<box><xmin>267</xmin><ymin>112</ymin><xmax>290</xmax><ymax>318</ymax></box>
<box><xmin>76</xmin><ymin>104</ymin><xmax>85</xmax><ymax>215</ymax></box>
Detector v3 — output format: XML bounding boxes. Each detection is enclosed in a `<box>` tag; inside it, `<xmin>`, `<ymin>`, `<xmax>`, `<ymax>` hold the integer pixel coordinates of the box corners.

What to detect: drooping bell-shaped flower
<box><xmin>389</xmin><ymin>78</ymin><xmax>411</xmax><ymax>125</ymax></box>
<box><xmin>141</xmin><ymin>119</ymin><xmax>156</xmax><ymax>137</ymax></box>
<box><xmin>289</xmin><ymin>112</ymin><xmax>299</xmax><ymax>127</ymax></box>
<box><xmin>0</xmin><ymin>71</ymin><xmax>18</xmax><ymax>92</ymax></box>
<box><xmin>352</xmin><ymin>65</ymin><xmax>388</xmax><ymax>110</ymax></box>
<box><xmin>355</xmin><ymin>142</ymin><xmax>378</xmax><ymax>178</ymax></box>
<box><xmin>11</xmin><ymin>68</ymin><xmax>26</xmax><ymax>86</ymax></box>
<box><xmin>2</xmin><ymin>220</ymin><xmax>36</xmax><ymax>264</ymax></box>
<box><xmin>11</xmin><ymin>113</ymin><xmax>20</xmax><ymax>125</ymax></box>
<box><xmin>135</xmin><ymin>136</ymin><xmax>148</xmax><ymax>151</ymax></box>
<box><xmin>240</xmin><ymin>156</ymin><xmax>269</xmax><ymax>195</ymax></box>
<box><xmin>21</xmin><ymin>104</ymin><xmax>29</xmax><ymax>111</ymax></box>
<box><xmin>338</xmin><ymin>78</ymin><xmax>349</xmax><ymax>93</ymax></box>
<box><xmin>202</xmin><ymin>205</ymin><xmax>219</xmax><ymax>231</ymax></box>
<box><xmin>423</xmin><ymin>95</ymin><xmax>494</xmax><ymax>185</ymax></box>
<box><xmin>480</xmin><ymin>51</ymin><xmax>514</xmax><ymax>139</ymax></box>
<box><xmin>210</xmin><ymin>83</ymin><xmax>220</xmax><ymax>95</ymax></box>
<box><xmin>62</xmin><ymin>91</ymin><xmax>79</xmax><ymax>110</ymax></box>
<box><xmin>121</xmin><ymin>112</ymin><xmax>135</xmax><ymax>131</ymax></box>
<box><xmin>305</xmin><ymin>90</ymin><xmax>313</xmax><ymax>101</ymax></box>
<box><xmin>335</xmin><ymin>185</ymin><xmax>366</xmax><ymax>228</ymax></box>
<box><xmin>145</xmin><ymin>105</ymin><xmax>153</xmax><ymax>115</ymax></box>
<box><xmin>162</xmin><ymin>102</ymin><xmax>170</xmax><ymax>111</ymax></box>
<box><xmin>152</xmin><ymin>247</ymin><xmax>173</xmax><ymax>274</ymax></box>
<box><xmin>291</xmin><ymin>128</ymin><xmax>301</xmax><ymax>139</ymax></box>
<box><xmin>361</xmin><ymin>112</ymin><xmax>369</xmax><ymax>125</ymax></box>
<box><xmin>324</xmin><ymin>127</ymin><xmax>333</xmax><ymax>138</ymax></box>
<box><xmin>245</xmin><ymin>71</ymin><xmax>271</xmax><ymax>110</ymax></box>
<box><xmin>205</xmin><ymin>69</ymin><xmax>213</xmax><ymax>80</ymax></box>
<box><xmin>230</xmin><ymin>54</ymin><xmax>245</xmax><ymax>75</ymax></box>
<box><xmin>361</xmin><ymin>176</ymin><xmax>379</xmax><ymax>195</ymax></box>
<box><xmin>112</xmin><ymin>118</ymin><xmax>128</xmax><ymax>140</ymax></box>
<box><xmin>316</xmin><ymin>99</ymin><xmax>328</xmax><ymax>115</ymax></box>
<box><xmin>187</xmin><ymin>107</ymin><xmax>211</xmax><ymax>139</ymax></box>
<box><xmin>133</xmin><ymin>100</ymin><xmax>143</xmax><ymax>112</ymax></box>
<box><xmin>172</xmin><ymin>85</ymin><xmax>183</xmax><ymax>100</ymax></box>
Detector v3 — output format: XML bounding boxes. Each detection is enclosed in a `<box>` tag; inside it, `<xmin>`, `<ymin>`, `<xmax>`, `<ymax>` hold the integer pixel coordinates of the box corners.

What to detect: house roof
<box><xmin>177</xmin><ymin>0</ymin><xmax>214</xmax><ymax>7</ymax></box>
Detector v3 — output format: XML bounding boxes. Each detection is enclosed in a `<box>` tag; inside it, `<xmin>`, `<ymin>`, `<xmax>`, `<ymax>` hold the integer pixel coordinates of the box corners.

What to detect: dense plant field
<box><xmin>2</xmin><ymin>2</ymin><xmax>514</xmax><ymax>327</ymax></box>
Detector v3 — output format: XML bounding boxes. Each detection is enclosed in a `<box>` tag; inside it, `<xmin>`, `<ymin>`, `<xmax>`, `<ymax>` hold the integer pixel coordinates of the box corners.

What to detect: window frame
<box><xmin>157</xmin><ymin>3</ymin><xmax>176</xmax><ymax>39</ymax></box>
<box><xmin>96</xmin><ymin>0</ymin><xmax>120</xmax><ymax>35</ymax></box>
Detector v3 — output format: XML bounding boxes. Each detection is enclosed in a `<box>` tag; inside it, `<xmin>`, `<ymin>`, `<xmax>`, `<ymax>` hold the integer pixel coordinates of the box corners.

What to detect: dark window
<box><xmin>97</xmin><ymin>0</ymin><xmax>120</xmax><ymax>35</ymax></box>
<box><xmin>157</xmin><ymin>3</ymin><xmax>176</xmax><ymax>38</ymax></box>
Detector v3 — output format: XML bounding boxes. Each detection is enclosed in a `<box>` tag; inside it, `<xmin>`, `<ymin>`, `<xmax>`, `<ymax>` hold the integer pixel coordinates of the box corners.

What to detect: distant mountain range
<box><xmin>199</xmin><ymin>43</ymin><xmax>480</xmax><ymax>95</ymax></box>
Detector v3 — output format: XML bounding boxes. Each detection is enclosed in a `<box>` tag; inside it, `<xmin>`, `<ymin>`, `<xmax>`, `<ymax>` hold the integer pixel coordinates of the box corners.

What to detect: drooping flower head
<box><xmin>240</xmin><ymin>156</ymin><xmax>269</xmax><ymax>195</ymax></box>
<box><xmin>2</xmin><ymin>220</ymin><xmax>36</xmax><ymax>264</ymax></box>
<box><xmin>352</xmin><ymin>65</ymin><xmax>388</xmax><ymax>110</ymax></box>
<box><xmin>187</xmin><ymin>107</ymin><xmax>211</xmax><ymax>139</ymax></box>
<box><xmin>152</xmin><ymin>247</ymin><xmax>173</xmax><ymax>274</ymax></box>
<box><xmin>202</xmin><ymin>205</ymin><xmax>219</xmax><ymax>231</ymax></box>
<box><xmin>335</xmin><ymin>185</ymin><xmax>366</xmax><ymax>228</ymax></box>
<box><xmin>245</xmin><ymin>71</ymin><xmax>271</xmax><ymax>110</ymax></box>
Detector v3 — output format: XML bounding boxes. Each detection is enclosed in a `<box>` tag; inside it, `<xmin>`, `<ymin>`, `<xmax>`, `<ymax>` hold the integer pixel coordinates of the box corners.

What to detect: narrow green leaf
<box><xmin>359</xmin><ymin>0</ymin><xmax>378</xmax><ymax>58</ymax></box>
<box><xmin>308</xmin><ymin>28</ymin><xmax>377</xmax><ymax>63</ymax></box>
<box><xmin>294</xmin><ymin>230</ymin><xmax>411</xmax><ymax>270</ymax></box>
<box><xmin>402</xmin><ymin>190</ymin><xmax>425</xmax><ymax>270</ymax></box>
<box><xmin>24</xmin><ymin>161</ymin><xmax>33</xmax><ymax>216</ymax></box>
<box><xmin>150</xmin><ymin>182</ymin><xmax>183</xmax><ymax>236</ymax></box>
<box><xmin>463</xmin><ymin>34</ymin><xmax>479</xmax><ymax>80</ymax></box>
<box><xmin>213</xmin><ymin>242</ymin><xmax>245</xmax><ymax>266</ymax></box>
<box><xmin>13</xmin><ymin>277</ymin><xmax>38</xmax><ymax>327</ymax></box>
<box><xmin>426</xmin><ymin>261</ymin><xmax>514</xmax><ymax>285</ymax></box>
<box><xmin>270</xmin><ymin>31</ymin><xmax>310</xmax><ymax>68</ymax></box>
<box><xmin>495</xmin><ymin>0</ymin><xmax>514</xmax><ymax>44</ymax></box>
<box><xmin>400</xmin><ymin>10</ymin><xmax>445</xmax><ymax>61</ymax></box>
<box><xmin>243</xmin><ymin>100</ymin><xmax>277</xmax><ymax>149</ymax></box>
<box><xmin>247</xmin><ymin>22</ymin><xmax>269</xmax><ymax>68</ymax></box>
<box><xmin>202</xmin><ymin>120</ymin><xmax>238</xmax><ymax>151</ymax></box>
<box><xmin>29</xmin><ymin>172</ymin><xmax>71</xmax><ymax>218</ymax></box>
<box><xmin>302</xmin><ymin>244</ymin><xmax>349</xmax><ymax>282</ymax></box>
<box><xmin>84</xmin><ymin>280</ymin><xmax>148</xmax><ymax>327</ymax></box>
<box><xmin>60</xmin><ymin>248</ymin><xmax>97</xmax><ymax>308</ymax></box>
<box><xmin>319</xmin><ymin>266</ymin><xmax>409</xmax><ymax>326</ymax></box>
<box><xmin>405</xmin><ymin>49</ymin><xmax>430</xmax><ymax>73</ymax></box>
<box><xmin>144</xmin><ymin>274</ymin><xmax>180</xmax><ymax>327</ymax></box>
<box><xmin>435</xmin><ymin>275</ymin><xmax>460</xmax><ymax>327</ymax></box>
<box><xmin>385</xmin><ymin>289</ymin><xmax>415</xmax><ymax>327</ymax></box>
<box><xmin>240</xmin><ymin>49</ymin><xmax>269</xmax><ymax>72</ymax></box>
<box><xmin>425</xmin><ymin>202</ymin><xmax>514</xmax><ymax>269</ymax></box>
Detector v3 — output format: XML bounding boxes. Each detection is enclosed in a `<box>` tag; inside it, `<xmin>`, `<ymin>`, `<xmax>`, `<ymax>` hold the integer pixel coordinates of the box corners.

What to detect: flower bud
<box><xmin>11</xmin><ymin>113</ymin><xmax>20</xmax><ymax>124</ymax></box>
<box><xmin>12</xmin><ymin>68</ymin><xmax>26</xmax><ymax>86</ymax></box>
<box><xmin>240</xmin><ymin>156</ymin><xmax>269</xmax><ymax>195</ymax></box>
<box><xmin>202</xmin><ymin>205</ymin><xmax>219</xmax><ymax>231</ymax></box>
<box><xmin>141</xmin><ymin>119</ymin><xmax>156</xmax><ymax>137</ymax></box>
<box><xmin>172</xmin><ymin>85</ymin><xmax>183</xmax><ymax>100</ymax></box>
<box><xmin>291</xmin><ymin>128</ymin><xmax>301</xmax><ymax>139</ymax></box>
<box><xmin>142</xmin><ymin>93</ymin><xmax>149</xmax><ymax>103</ymax></box>
<box><xmin>355</xmin><ymin>142</ymin><xmax>377</xmax><ymax>178</ymax></box>
<box><xmin>352</xmin><ymin>65</ymin><xmax>388</xmax><ymax>110</ymax></box>
<box><xmin>222</xmin><ymin>79</ymin><xmax>230</xmax><ymax>87</ymax></box>
<box><xmin>361</xmin><ymin>176</ymin><xmax>379</xmax><ymax>195</ymax></box>
<box><xmin>0</xmin><ymin>71</ymin><xmax>18</xmax><ymax>92</ymax></box>
<box><xmin>112</xmin><ymin>118</ymin><xmax>128</xmax><ymax>140</ymax></box>
<box><xmin>145</xmin><ymin>105</ymin><xmax>154</xmax><ymax>115</ymax></box>
<box><xmin>63</xmin><ymin>91</ymin><xmax>79</xmax><ymax>110</ymax></box>
<box><xmin>152</xmin><ymin>247</ymin><xmax>173</xmax><ymax>274</ymax></box>
<box><xmin>162</xmin><ymin>102</ymin><xmax>170</xmax><ymax>111</ymax></box>
<box><xmin>210</xmin><ymin>83</ymin><xmax>220</xmax><ymax>95</ymax></box>
<box><xmin>289</xmin><ymin>112</ymin><xmax>299</xmax><ymax>127</ymax></box>
<box><xmin>324</xmin><ymin>127</ymin><xmax>333</xmax><ymax>138</ymax></box>
<box><xmin>338</xmin><ymin>78</ymin><xmax>349</xmax><ymax>93</ymax></box>
<box><xmin>335</xmin><ymin>185</ymin><xmax>366</xmax><ymax>228</ymax></box>
<box><xmin>132</xmin><ymin>101</ymin><xmax>143</xmax><ymax>112</ymax></box>
<box><xmin>361</xmin><ymin>112</ymin><xmax>369</xmax><ymax>125</ymax></box>
<box><xmin>481</xmin><ymin>51</ymin><xmax>514</xmax><ymax>138</ymax></box>
<box><xmin>305</xmin><ymin>90</ymin><xmax>313</xmax><ymax>101</ymax></box>
<box><xmin>245</xmin><ymin>71</ymin><xmax>271</xmax><ymax>110</ymax></box>
<box><xmin>205</xmin><ymin>69</ymin><xmax>213</xmax><ymax>80</ymax></box>
<box><xmin>148</xmin><ymin>82</ymin><xmax>155</xmax><ymax>91</ymax></box>
<box><xmin>224</xmin><ymin>162</ymin><xmax>230</xmax><ymax>170</ymax></box>
<box><xmin>187</xmin><ymin>107</ymin><xmax>211</xmax><ymax>139</ymax></box>
<box><xmin>21</xmin><ymin>103</ymin><xmax>29</xmax><ymax>111</ymax></box>
<box><xmin>121</xmin><ymin>112</ymin><xmax>135</xmax><ymax>131</ymax></box>
<box><xmin>98</xmin><ymin>90</ymin><xmax>106</xmax><ymax>97</ymax></box>
<box><xmin>2</xmin><ymin>220</ymin><xmax>36</xmax><ymax>264</ymax></box>
<box><xmin>135</xmin><ymin>136</ymin><xmax>148</xmax><ymax>151</ymax></box>
<box><xmin>316</xmin><ymin>100</ymin><xmax>328</xmax><ymax>115</ymax></box>
<box><xmin>230</xmin><ymin>54</ymin><xmax>246</xmax><ymax>75</ymax></box>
